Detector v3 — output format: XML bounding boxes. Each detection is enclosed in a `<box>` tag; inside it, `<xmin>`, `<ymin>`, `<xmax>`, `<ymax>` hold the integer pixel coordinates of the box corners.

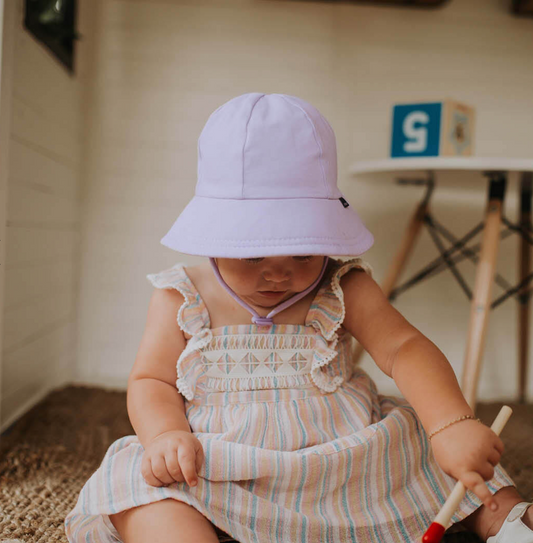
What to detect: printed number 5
<box><xmin>403</xmin><ymin>111</ymin><xmax>429</xmax><ymax>153</ymax></box>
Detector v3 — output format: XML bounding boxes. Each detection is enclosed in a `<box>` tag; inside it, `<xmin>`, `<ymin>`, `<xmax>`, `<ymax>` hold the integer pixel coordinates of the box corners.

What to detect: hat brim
<box><xmin>161</xmin><ymin>196</ymin><xmax>374</xmax><ymax>258</ymax></box>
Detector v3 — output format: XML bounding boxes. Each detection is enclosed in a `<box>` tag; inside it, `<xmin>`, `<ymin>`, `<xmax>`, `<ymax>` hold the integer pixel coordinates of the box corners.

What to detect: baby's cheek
<box><xmin>296</xmin><ymin>275</ymin><xmax>320</xmax><ymax>292</ymax></box>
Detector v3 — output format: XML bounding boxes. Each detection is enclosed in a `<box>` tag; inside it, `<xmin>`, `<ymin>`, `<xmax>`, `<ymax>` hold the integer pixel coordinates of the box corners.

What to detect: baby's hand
<box><xmin>141</xmin><ymin>429</ymin><xmax>204</xmax><ymax>488</ymax></box>
<box><xmin>429</xmin><ymin>419</ymin><xmax>504</xmax><ymax>511</ymax></box>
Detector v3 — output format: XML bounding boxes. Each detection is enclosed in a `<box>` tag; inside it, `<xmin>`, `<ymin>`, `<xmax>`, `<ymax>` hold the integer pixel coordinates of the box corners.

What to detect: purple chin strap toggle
<box><xmin>209</xmin><ymin>257</ymin><xmax>329</xmax><ymax>326</ymax></box>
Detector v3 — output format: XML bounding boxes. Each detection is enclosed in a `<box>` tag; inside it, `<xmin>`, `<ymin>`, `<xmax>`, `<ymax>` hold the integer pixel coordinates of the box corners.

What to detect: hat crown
<box><xmin>196</xmin><ymin>93</ymin><xmax>340</xmax><ymax>200</ymax></box>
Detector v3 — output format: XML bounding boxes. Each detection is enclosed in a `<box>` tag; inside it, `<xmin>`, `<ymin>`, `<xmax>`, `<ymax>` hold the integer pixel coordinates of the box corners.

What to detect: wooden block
<box><xmin>440</xmin><ymin>99</ymin><xmax>476</xmax><ymax>156</ymax></box>
<box><xmin>390</xmin><ymin>99</ymin><xmax>475</xmax><ymax>158</ymax></box>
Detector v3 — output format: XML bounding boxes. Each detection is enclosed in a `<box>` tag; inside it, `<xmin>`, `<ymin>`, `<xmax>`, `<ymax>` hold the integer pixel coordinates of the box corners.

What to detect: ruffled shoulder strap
<box><xmin>306</xmin><ymin>257</ymin><xmax>374</xmax><ymax>339</ymax></box>
<box><xmin>146</xmin><ymin>263</ymin><xmax>210</xmax><ymax>337</ymax></box>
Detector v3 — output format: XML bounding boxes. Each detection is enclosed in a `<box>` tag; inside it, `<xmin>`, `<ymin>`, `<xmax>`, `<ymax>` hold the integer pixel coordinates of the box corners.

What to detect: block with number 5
<box><xmin>390</xmin><ymin>99</ymin><xmax>475</xmax><ymax>158</ymax></box>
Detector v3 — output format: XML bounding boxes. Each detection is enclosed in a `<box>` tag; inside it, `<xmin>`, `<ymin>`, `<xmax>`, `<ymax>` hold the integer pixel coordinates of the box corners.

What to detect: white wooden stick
<box><xmin>433</xmin><ymin>405</ymin><xmax>512</xmax><ymax>528</ymax></box>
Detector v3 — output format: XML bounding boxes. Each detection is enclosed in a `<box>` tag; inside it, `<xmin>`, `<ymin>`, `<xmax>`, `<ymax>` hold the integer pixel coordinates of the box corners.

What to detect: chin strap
<box><xmin>209</xmin><ymin>257</ymin><xmax>329</xmax><ymax>326</ymax></box>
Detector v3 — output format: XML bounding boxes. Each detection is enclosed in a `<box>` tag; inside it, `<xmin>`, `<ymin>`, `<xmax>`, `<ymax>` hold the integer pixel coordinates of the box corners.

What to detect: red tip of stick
<box><xmin>422</xmin><ymin>522</ymin><xmax>446</xmax><ymax>543</ymax></box>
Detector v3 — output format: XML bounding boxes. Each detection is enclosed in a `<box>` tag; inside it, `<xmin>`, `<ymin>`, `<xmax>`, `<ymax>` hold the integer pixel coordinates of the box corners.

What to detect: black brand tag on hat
<box><xmin>339</xmin><ymin>197</ymin><xmax>350</xmax><ymax>208</ymax></box>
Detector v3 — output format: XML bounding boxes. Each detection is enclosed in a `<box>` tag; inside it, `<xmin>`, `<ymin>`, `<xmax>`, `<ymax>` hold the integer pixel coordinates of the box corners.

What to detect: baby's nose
<box><xmin>263</xmin><ymin>266</ymin><xmax>291</xmax><ymax>282</ymax></box>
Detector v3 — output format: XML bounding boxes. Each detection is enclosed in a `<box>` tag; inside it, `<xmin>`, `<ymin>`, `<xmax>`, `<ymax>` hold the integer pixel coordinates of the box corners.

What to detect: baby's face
<box><xmin>216</xmin><ymin>256</ymin><xmax>326</xmax><ymax>309</ymax></box>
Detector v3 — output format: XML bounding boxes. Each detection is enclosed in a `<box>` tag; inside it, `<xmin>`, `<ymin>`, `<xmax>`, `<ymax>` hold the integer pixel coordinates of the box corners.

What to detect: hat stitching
<box><xmin>175</xmin><ymin>234</ymin><xmax>362</xmax><ymax>241</ymax></box>
<box><xmin>241</xmin><ymin>94</ymin><xmax>266</xmax><ymax>199</ymax></box>
<box><xmin>198</xmin><ymin>101</ymin><xmax>228</xmax><ymax>178</ymax></box>
<box><xmin>174</xmin><ymin>238</ymin><xmax>367</xmax><ymax>246</ymax></box>
<box><xmin>279</xmin><ymin>94</ymin><xmax>330</xmax><ymax>199</ymax></box>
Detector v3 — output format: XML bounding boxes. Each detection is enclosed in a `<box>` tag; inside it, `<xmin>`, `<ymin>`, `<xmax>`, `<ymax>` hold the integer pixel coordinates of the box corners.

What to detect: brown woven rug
<box><xmin>0</xmin><ymin>385</ymin><xmax>532</xmax><ymax>542</ymax></box>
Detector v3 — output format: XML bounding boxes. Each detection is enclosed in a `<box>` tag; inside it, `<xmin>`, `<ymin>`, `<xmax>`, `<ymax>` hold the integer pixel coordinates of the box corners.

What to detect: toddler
<box><xmin>64</xmin><ymin>93</ymin><xmax>533</xmax><ymax>543</ymax></box>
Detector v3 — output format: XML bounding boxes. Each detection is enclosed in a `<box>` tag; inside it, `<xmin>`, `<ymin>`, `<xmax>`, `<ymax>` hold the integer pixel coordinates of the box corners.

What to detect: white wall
<box><xmin>0</xmin><ymin>0</ymin><xmax>94</xmax><ymax>431</ymax></box>
<box><xmin>0</xmin><ymin>0</ymin><xmax>16</xmax><ymax>432</ymax></box>
<box><xmin>75</xmin><ymin>0</ymin><xmax>533</xmax><ymax>401</ymax></box>
<box><xmin>336</xmin><ymin>0</ymin><xmax>533</xmax><ymax>399</ymax></box>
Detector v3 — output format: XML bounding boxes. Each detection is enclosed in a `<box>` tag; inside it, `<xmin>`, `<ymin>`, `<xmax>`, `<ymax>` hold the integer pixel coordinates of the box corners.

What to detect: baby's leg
<box><xmin>458</xmin><ymin>485</ymin><xmax>532</xmax><ymax>540</ymax></box>
<box><xmin>109</xmin><ymin>498</ymin><xmax>220</xmax><ymax>543</ymax></box>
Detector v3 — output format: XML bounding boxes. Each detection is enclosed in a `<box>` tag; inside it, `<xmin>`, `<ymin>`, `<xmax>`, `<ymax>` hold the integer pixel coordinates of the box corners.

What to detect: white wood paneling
<box><xmin>75</xmin><ymin>0</ymin><xmax>533</xmax><ymax>402</ymax></box>
<box><xmin>0</xmin><ymin>0</ymin><xmax>17</xmax><ymax>433</ymax></box>
<box><xmin>0</xmin><ymin>0</ymin><xmax>91</xmax><ymax>432</ymax></box>
<box><xmin>2</xmin><ymin>0</ymin><xmax>531</xmax><ymax>419</ymax></box>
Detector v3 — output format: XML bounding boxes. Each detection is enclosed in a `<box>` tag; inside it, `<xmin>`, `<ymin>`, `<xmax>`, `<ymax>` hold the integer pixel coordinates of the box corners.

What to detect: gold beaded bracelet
<box><xmin>428</xmin><ymin>415</ymin><xmax>483</xmax><ymax>440</ymax></box>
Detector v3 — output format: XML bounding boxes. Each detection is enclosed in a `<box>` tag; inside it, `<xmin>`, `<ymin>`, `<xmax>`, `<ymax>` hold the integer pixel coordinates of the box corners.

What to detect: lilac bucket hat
<box><xmin>161</xmin><ymin>92</ymin><xmax>374</xmax><ymax>258</ymax></box>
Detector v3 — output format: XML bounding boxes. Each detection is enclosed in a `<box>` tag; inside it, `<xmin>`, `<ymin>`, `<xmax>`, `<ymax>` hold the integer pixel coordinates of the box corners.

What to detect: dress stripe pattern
<box><xmin>64</xmin><ymin>258</ymin><xmax>516</xmax><ymax>543</ymax></box>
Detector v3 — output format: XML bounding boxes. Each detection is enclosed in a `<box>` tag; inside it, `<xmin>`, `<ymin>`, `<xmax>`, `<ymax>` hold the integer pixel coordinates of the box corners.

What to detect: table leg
<box><xmin>353</xmin><ymin>197</ymin><xmax>429</xmax><ymax>365</ymax></box>
<box><xmin>461</xmin><ymin>173</ymin><xmax>507</xmax><ymax>409</ymax></box>
<box><xmin>380</xmin><ymin>202</ymin><xmax>430</xmax><ymax>297</ymax></box>
<box><xmin>518</xmin><ymin>172</ymin><xmax>532</xmax><ymax>403</ymax></box>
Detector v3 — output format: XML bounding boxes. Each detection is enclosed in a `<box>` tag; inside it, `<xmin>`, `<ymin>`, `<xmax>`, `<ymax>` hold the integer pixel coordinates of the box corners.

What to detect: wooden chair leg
<box><xmin>353</xmin><ymin>200</ymin><xmax>428</xmax><ymax>364</ymax></box>
<box><xmin>461</xmin><ymin>174</ymin><xmax>506</xmax><ymax>410</ymax></box>
<box><xmin>518</xmin><ymin>172</ymin><xmax>532</xmax><ymax>404</ymax></box>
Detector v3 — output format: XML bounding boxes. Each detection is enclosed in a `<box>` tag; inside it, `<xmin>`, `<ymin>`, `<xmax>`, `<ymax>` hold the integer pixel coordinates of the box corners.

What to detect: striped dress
<box><xmin>64</xmin><ymin>257</ymin><xmax>516</xmax><ymax>543</ymax></box>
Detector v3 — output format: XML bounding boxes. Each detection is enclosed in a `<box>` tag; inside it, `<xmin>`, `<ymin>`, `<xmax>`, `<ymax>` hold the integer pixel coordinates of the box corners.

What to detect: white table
<box><xmin>350</xmin><ymin>157</ymin><xmax>533</xmax><ymax>409</ymax></box>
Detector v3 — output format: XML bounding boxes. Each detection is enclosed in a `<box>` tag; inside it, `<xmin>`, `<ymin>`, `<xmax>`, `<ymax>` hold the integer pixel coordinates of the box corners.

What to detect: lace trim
<box><xmin>146</xmin><ymin>263</ymin><xmax>183</xmax><ymax>289</ymax></box>
<box><xmin>176</xmin><ymin>328</ymin><xmax>213</xmax><ymax>401</ymax></box>
<box><xmin>327</xmin><ymin>257</ymin><xmax>374</xmax><ymax>340</ymax></box>
<box><xmin>306</xmin><ymin>257</ymin><xmax>374</xmax><ymax>394</ymax></box>
<box><xmin>146</xmin><ymin>263</ymin><xmax>210</xmax><ymax>337</ymax></box>
<box><xmin>306</xmin><ymin>257</ymin><xmax>374</xmax><ymax>341</ymax></box>
<box><xmin>310</xmin><ymin>334</ymin><xmax>344</xmax><ymax>393</ymax></box>
<box><xmin>147</xmin><ymin>263</ymin><xmax>212</xmax><ymax>400</ymax></box>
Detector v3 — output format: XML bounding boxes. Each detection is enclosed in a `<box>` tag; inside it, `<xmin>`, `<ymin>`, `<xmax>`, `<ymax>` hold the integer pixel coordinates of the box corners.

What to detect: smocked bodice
<box><xmin>146</xmin><ymin>258</ymin><xmax>374</xmax><ymax>402</ymax></box>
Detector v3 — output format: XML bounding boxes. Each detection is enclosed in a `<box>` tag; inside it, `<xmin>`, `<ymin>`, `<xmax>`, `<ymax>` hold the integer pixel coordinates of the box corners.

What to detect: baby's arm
<box><xmin>340</xmin><ymin>269</ymin><xmax>474</xmax><ymax>434</ymax></box>
<box><xmin>127</xmin><ymin>288</ymin><xmax>191</xmax><ymax>448</ymax></box>
<box><xmin>341</xmin><ymin>269</ymin><xmax>505</xmax><ymax>511</ymax></box>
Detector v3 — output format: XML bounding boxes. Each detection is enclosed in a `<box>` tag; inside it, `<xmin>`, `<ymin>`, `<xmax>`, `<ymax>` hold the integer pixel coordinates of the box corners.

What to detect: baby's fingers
<box><xmin>141</xmin><ymin>453</ymin><xmax>167</xmax><ymax>487</ymax></box>
<box><xmin>487</xmin><ymin>448</ymin><xmax>501</xmax><ymax>467</ymax></box>
<box><xmin>493</xmin><ymin>436</ymin><xmax>505</xmax><ymax>456</ymax></box>
<box><xmin>164</xmin><ymin>450</ymin><xmax>185</xmax><ymax>484</ymax></box>
<box><xmin>460</xmin><ymin>471</ymin><xmax>498</xmax><ymax>512</ymax></box>
<box><xmin>178</xmin><ymin>444</ymin><xmax>199</xmax><ymax>487</ymax></box>
<box><xmin>149</xmin><ymin>454</ymin><xmax>176</xmax><ymax>486</ymax></box>
<box><xmin>195</xmin><ymin>441</ymin><xmax>205</xmax><ymax>474</ymax></box>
